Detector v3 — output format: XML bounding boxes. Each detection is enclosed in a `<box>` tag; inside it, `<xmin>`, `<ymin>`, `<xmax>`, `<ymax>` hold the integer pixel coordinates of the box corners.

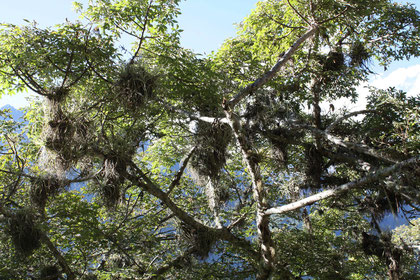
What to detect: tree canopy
<box><xmin>0</xmin><ymin>0</ymin><xmax>419</xmax><ymax>279</ymax></box>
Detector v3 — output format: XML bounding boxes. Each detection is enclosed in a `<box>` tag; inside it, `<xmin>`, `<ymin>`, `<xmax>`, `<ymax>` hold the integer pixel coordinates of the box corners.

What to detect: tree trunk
<box><xmin>224</xmin><ymin>109</ymin><xmax>276</xmax><ymax>279</ymax></box>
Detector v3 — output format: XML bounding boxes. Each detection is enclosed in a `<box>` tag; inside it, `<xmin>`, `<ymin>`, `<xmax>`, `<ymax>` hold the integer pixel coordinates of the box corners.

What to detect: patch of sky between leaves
<box><xmin>318</xmin><ymin>63</ymin><xmax>420</xmax><ymax>116</ymax></box>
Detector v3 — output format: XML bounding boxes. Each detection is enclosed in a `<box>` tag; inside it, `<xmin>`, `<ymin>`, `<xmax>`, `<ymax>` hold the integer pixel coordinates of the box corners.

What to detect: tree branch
<box><xmin>317</xmin><ymin>128</ymin><xmax>397</xmax><ymax>163</ymax></box>
<box><xmin>159</xmin><ymin>99</ymin><xmax>228</xmax><ymax>124</ymax></box>
<box><xmin>226</xmin><ymin>26</ymin><xmax>318</xmax><ymax>109</ymax></box>
<box><xmin>326</xmin><ymin>109</ymin><xmax>377</xmax><ymax>133</ymax></box>
<box><xmin>295</xmin><ymin>124</ymin><xmax>398</xmax><ymax>163</ymax></box>
<box><xmin>264</xmin><ymin>156</ymin><xmax>419</xmax><ymax>215</ymax></box>
<box><xmin>129</xmin><ymin>0</ymin><xmax>153</xmax><ymax>65</ymax></box>
<box><xmin>286</xmin><ymin>0</ymin><xmax>311</xmax><ymax>25</ymax></box>
<box><xmin>224</xmin><ymin>109</ymin><xmax>276</xmax><ymax>279</ymax></box>
<box><xmin>39</xmin><ymin>232</ymin><xmax>77</xmax><ymax>280</ymax></box>
<box><xmin>167</xmin><ymin>146</ymin><xmax>196</xmax><ymax>194</ymax></box>
<box><xmin>125</xmin><ymin>161</ymin><xmax>260</xmax><ymax>260</ymax></box>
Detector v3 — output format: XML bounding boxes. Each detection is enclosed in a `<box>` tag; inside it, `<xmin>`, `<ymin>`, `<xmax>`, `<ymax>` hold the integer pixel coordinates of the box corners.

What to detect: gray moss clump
<box><xmin>115</xmin><ymin>63</ymin><xmax>157</xmax><ymax>110</ymax></box>
<box><xmin>40</xmin><ymin>265</ymin><xmax>60</xmax><ymax>280</ymax></box>
<box><xmin>190</xmin><ymin>120</ymin><xmax>232</xmax><ymax>180</ymax></box>
<box><xmin>30</xmin><ymin>176</ymin><xmax>66</xmax><ymax>209</ymax></box>
<box><xmin>178</xmin><ymin>222</ymin><xmax>216</xmax><ymax>259</ymax></box>
<box><xmin>6</xmin><ymin>209</ymin><xmax>42</xmax><ymax>256</ymax></box>
<box><xmin>98</xmin><ymin>155</ymin><xmax>128</xmax><ymax>208</ymax></box>
<box><xmin>41</xmin><ymin>101</ymin><xmax>93</xmax><ymax>173</ymax></box>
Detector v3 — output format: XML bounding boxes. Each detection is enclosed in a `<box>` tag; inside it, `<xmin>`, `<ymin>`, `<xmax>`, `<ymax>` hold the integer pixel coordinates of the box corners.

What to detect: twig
<box><xmin>167</xmin><ymin>146</ymin><xmax>196</xmax><ymax>194</ymax></box>
<box><xmin>60</xmin><ymin>50</ymin><xmax>75</xmax><ymax>88</ymax></box>
<box><xmin>262</xmin><ymin>11</ymin><xmax>305</xmax><ymax>30</ymax></box>
<box><xmin>286</xmin><ymin>0</ymin><xmax>311</xmax><ymax>25</ymax></box>
<box><xmin>129</xmin><ymin>0</ymin><xmax>154</xmax><ymax>65</ymax></box>
<box><xmin>318</xmin><ymin>7</ymin><xmax>349</xmax><ymax>24</ymax></box>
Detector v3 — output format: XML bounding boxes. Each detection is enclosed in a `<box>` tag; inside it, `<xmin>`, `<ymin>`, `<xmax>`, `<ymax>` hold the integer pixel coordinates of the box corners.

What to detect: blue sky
<box><xmin>0</xmin><ymin>0</ymin><xmax>419</xmax><ymax>108</ymax></box>
<box><xmin>0</xmin><ymin>0</ymin><xmax>257</xmax><ymax>53</ymax></box>
<box><xmin>0</xmin><ymin>0</ymin><xmax>258</xmax><ymax>107</ymax></box>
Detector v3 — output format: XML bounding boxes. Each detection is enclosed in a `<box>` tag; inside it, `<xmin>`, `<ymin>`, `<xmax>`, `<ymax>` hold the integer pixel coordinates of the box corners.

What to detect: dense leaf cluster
<box><xmin>0</xmin><ymin>0</ymin><xmax>419</xmax><ymax>279</ymax></box>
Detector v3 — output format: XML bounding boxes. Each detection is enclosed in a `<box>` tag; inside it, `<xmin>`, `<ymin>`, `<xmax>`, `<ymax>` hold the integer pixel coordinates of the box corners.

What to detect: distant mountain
<box><xmin>0</xmin><ymin>104</ymin><xmax>25</xmax><ymax>121</ymax></box>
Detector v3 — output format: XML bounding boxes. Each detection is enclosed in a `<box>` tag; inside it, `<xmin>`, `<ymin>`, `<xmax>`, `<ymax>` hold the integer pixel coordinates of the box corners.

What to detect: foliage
<box><xmin>0</xmin><ymin>0</ymin><xmax>419</xmax><ymax>279</ymax></box>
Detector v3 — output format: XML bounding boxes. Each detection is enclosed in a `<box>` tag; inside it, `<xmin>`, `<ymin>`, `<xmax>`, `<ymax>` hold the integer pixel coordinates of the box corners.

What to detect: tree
<box><xmin>0</xmin><ymin>0</ymin><xmax>419</xmax><ymax>279</ymax></box>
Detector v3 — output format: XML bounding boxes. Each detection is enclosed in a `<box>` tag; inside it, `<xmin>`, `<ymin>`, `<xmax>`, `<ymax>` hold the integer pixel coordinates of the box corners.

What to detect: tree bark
<box><xmin>265</xmin><ymin>156</ymin><xmax>419</xmax><ymax>215</ymax></box>
<box><xmin>224</xmin><ymin>109</ymin><xmax>276</xmax><ymax>279</ymax></box>
<box><xmin>226</xmin><ymin>26</ymin><xmax>318</xmax><ymax>109</ymax></box>
<box><xmin>125</xmin><ymin>161</ymin><xmax>261</xmax><ymax>261</ymax></box>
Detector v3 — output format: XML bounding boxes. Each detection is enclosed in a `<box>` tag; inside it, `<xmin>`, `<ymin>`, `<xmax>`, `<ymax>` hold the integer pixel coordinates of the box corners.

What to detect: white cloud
<box><xmin>371</xmin><ymin>64</ymin><xmax>420</xmax><ymax>95</ymax></box>
<box><xmin>326</xmin><ymin>64</ymin><xmax>420</xmax><ymax>114</ymax></box>
<box><xmin>2</xmin><ymin>65</ymin><xmax>420</xmax><ymax>112</ymax></box>
<box><xmin>0</xmin><ymin>90</ymin><xmax>36</xmax><ymax>109</ymax></box>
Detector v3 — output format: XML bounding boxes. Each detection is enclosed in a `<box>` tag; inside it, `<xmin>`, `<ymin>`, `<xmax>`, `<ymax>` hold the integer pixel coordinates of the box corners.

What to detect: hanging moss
<box><xmin>190</xmin><ymin>120</ymin><xmax>232</xmax><ymax>180</ymax></box>
<box><xmin>44</xmin><ymin>106</ymin><xmax>72</xmax><ymax>152</ymax></box>
<box><xmin>264</xmin><ymin>128</ymin><xmax>299</xmax><ymax>167</ymax></box>
<box><xmin>100</xmin><ymin>183</ymin><xmax>122</xmax><ymax>209</ymax></box>
<box><xmin>107</xmin><ymin>254</ymin><xmax>133</xmax><ymax>269</ymax></box>
<box><xmin>98</xmin><ymin>155</ymin><xmax>128</xmax><ymax>208</ymax></box>
<box><xmin>29</xmin><ymin>176</ymin><xmax>66</xmax><ymax>209</ymax></box>
<box><xmin>304</xmin><ymin>144</ymin><xmax>323</xmax><ymax>189</ymax></box>
<box><xmin>271</xmin><ymin>139</ymin><xmax>288</xmax><ymax>167</ymax></box>
<box><xmin>40</xmin><ymin>265</ymin><xmax>60</xmax><ymax>280</ymax></box>
<box><xmin>178</xmin><ymin>222</ymin><xmax>216</xmax><ymax>259</ymax></box>
<box><xmin>115</xmin><ymin>63</ymin><xmax>157</xmax><ymax>110</ymax></box>
<box><xmin>350</xmin><ymin>41</ymin><xmax>370</xmax><ymax>67</ymax></box>
<box><xmin>204</xmin><ymin>179</ymin><xmax>230</xmax><ymax>214</ymax></box>
<box><xmin>323</xmin><ymin>51</ymin><xmax>345</xmax><ymax>71</ymax></box>
<box><xmin>359</xmin><ymin>188</ymin><xmax>403</xmax><ymax>221</ymax></box>
<box><xmin>6</xmin><ymin>209</ymin><xmax>41</xmax><ymax>256</ymax></box>
<box><xmin>43</xmin><ymin>102</ymin><xmax>92</xmax><ymax>170</ymax></box>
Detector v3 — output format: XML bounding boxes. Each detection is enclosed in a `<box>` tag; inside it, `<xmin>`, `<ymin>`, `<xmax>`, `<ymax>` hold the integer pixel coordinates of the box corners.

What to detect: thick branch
<box><xmin>296</xmin><ymin>124</ymin><xmax>398</xmax><ymax>163</ymax></box>
<box><xmin>318</xmin><ymin>129</ymin><xmax>397</xmax><ymax>163</ymax></box>
<box><xmin>326</xmin><ymin>109</ymin><xmax>377</xmax><ymax>133</ymax></box>
<box><xmin>226</xmin><ymin>26</ymin><xmax>318</xmax><ymax>109</ymax></box>
<box><xmin>39</xmin><ymin>233</ymin><xmax>76</xmax><ymax>280</ymax></box>
<box><xmin>265</xmin><ymin>156</ymin><xmax>419</xmax><ymax>215</ymax></box>
<box><xmin>125</xmin><ymin>161</ymin><xmax>260</xmax><ymax>260</ymax></box>
<box><xmin>159</xmin><ymin>99</ymin><xmax>228</xmax><ymax>124</ymax></box>
<box><xmin>224</xmin><ymin>109</ymin><xmax>276</xmax><ymax>279</ymax></box>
